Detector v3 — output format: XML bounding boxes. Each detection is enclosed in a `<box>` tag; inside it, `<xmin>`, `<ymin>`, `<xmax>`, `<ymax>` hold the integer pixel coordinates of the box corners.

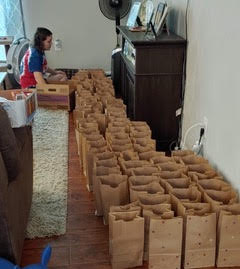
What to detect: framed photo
<box><xmin>126</xmin><ymin>2</ymin><xmax>142</xmax><ymax>27</ymax></box>
<box><xmin>153</xmin><ymin>2</ymin><xmax>166</xmax><ymax>28</ymax></box>
<box><xmin>154</xmin><ymin>3</ymin><xmax>169</xmax><ymax>35</ymax></box>
<box><xmin>145</xmin><ymin>1</ymin><xmax>154</xmax><ymax>25</ymax></box>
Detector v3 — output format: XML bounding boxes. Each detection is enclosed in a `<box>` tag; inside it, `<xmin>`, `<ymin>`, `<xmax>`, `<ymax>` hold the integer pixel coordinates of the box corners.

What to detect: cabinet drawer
<box><xmin>136</xmin><ymin>45</ymin><xmax>185</xmax><ymax>74</ymax></box>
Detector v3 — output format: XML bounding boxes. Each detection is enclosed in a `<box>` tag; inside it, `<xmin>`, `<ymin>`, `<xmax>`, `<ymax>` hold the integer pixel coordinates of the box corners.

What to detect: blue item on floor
<box><xmin>0</xmin><ymin>245</ymin><xmax>51</xmax><ymax>269</ymax></box>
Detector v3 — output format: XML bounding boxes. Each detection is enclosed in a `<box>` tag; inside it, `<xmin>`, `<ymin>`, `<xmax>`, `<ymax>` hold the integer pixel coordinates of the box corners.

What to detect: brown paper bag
<box><xmin>106</xmin><ymin>127</ymin><xmax>127</xmax><ymax>139</ymax></box>
<box><xmin>96</xmin><ymin>158</ymin><xmax>118</xmax><ymax>168</ymax></box>
<box><xmin>86</xmin><ymin>151</ymin><xmax>114</xmax><ymax>192</ymax></box>
<box><xmin>197</xmin><ymin>178</ymin><xmax>232</xmax><ymax>192</ymax></box>
<box><xmin>131</xmin><ymin>166</ymin><xmax>160</xmax><ymax>176</ymax></box>
<box><xmin>173</xmin><ymin>199</ymin><xmax>216</xmax><ymax>269</ymax></box>
<box><xmin>78</xmin><ymin>129</ymin><xmax>99</xmax><ymax>164</ymax></box>
<box><xmin>205</xmin><ymin>189</ymin><xmax>238</xmax><ymax>204</ymax></box>
<box><xmin>130</xmin><ymin>130</ymin><xmax>151</xmax><ymax>139</ymax></box>
<box><xmin>158</xmin><ymin>162</ymin><xmax>187</xmax><ymax>173</ymax></box>
<box><xmin>130</xmin><ymin>125</ymin><xmax>151</xmax><ymax>133</ymax></box>
<box><xmin>132</xmin><ymin>137</ymin><xmax>155</xmax><ymax>148</ymax></box>
<box><xmin>108</xmin><ymin>122</ymin><xmax>130</xmax><ymax>132</ymax></box>
<box><xmin>128</xmin><ymin>175</ymin><xmax>159</xmax><ymax>186</ymax></box>
<box><xmin>203</xmin><ymin>189</ymin><xmax>239</xmax><ymax>213</ymax></box>
<box><xmin>216</xmin><ymin>204</ymin><xmax>240</xmax><ymax>267</ymax></box>
<box><xmin>83</xmin><ymin>137</ymin><xmax>106</xmax><ymax>176</ymax></box>
<box><xmin>119</xmin><ymin>160</ymin><xmax>150</xmax><ymax>175</ymax></box>
<box><xmin>93</xmin><ymin>166</ymin><xmax>121</xmax><ymax>216</ymax></box>
<box><xmin>189</xmin><ymin>171</ymin><xmax>224</xmax><ymax>181</ymax></box>
<box><xmin>138</xmin><ymin>193</ymin><xmax>171</xmax><ymax>211</ymax></box>
<box><xmin>181</xmin><ymin>155</ymin><xmax>208</xmax><ymax>165</ymax></box>
<box><xmin>108</xmin><ymin>116</ymin><xmax>129</xmax><ymax>124</ymax></box>
<box><xmin>95</xmin><ymin>151</ymin><xmax>115</xmax><ymax>160</ymax></box>
<box><xmin>166</xmin><ymin>186</ymin><xmax>202</xmax><ymax>203</ymax></box>
<box><xmin>110</xmin><ymin>202</ymin><xmax>141</xmax><ymax>215</ymax></box>
<box><xmin>84</xmin><ymin>145</ymin><xmax>108</xmax><ymax>188</ymax></box>
<box><xmin>138</xmin><ymin>151</ymin><xmax>165</xmax><ymax>161</ymax></box>
<box><xmin>163</xmin><ymin>177</ymin><xmax>191</xmax><ymax>188</ymax></box>
<box><xmin>150</xmin><ymin>155</ymin><xmax>176</xmax><ymax>164</ymax></box>
<box><xmin>130</xmin><ymin>182</ymin><xmax>165</xmax><ymax>202</ymax></box>
<box><xmin>143</xmin><ymin>207</ymin><xmax>175</xmax><ymax>261</ymax></box>
<box><xmin>159</xmin><ymin>170</ymin><xmax>183</xmax><ymax>179</ymax></box>
<box><xmin>111</xmin><ymin>144</ymin><xmax>133</xmax><ymax>153</ymax></box>
<box><xmin>184</xmin><ymin>213</ymin><xmax>216</xmax><ymax>268</ymax></box>
<box><xmin>109</xmin><ymin>211</ymin><xmax>144</xmax><ymax>269</ymax></box>
<box><xmin>149</xmin><ymin>216</ymin><xmax>183</xmax><ymax>269</ymax></box>
<box><xmin>87</xmin><ymin>113</ymin><xmax>106</xmax><ymax>134</ymax></box>
<box><xmin>99</xmin><ymin>175</ymin><xmax>129</xmax><ymax>224</ymax></box>
<box><xmin>119</xmin><ymin>150</ymin><xmax>139</xmax><ymax>161</ymax></box>
<box><xmin>78</xmin><ymin>125</ymin><xmax>99</xmax><ymax>166</ymax></box>
<box><xmin>87</xmin><ymin>151</ymin><xmax>115</xmax><ymax>191</ymax></box>
<box><xmin>107</xmin><ymin>130</ymin><xmax>128</xmax><ymax>138</ymax></box>
<box><xmin>171</xmin><ymin>150</ymin><xmax>195</xmax><ymax>157</ymax></box>
<box><xmin>111</xmin><ymin>138</ymin><xmax>132</xmax><ymax>146</ymax></box>
<box><xmin>182</xmin><ymin>202</ymin><xmax>211</xmax><ymax>216</ymax></box>
<box><xmin>133</xmin><ymin>144</ymin><xmax>155</xmax><ymax>153</ymax></box>
<box><xmin>187</xmin><ymin>163</ymin><xmax>216</xmax><ymax>174</ymax></box>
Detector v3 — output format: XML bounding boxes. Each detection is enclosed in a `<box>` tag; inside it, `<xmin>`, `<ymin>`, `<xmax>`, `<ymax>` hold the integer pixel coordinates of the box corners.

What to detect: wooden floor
<box><xmin>20</xmin><ymin>113</ymin><xmax>235</xmax><ymax>269</ymax></box>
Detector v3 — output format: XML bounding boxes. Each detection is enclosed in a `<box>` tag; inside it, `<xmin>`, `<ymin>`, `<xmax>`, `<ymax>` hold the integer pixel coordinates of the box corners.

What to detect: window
<box><xmin>0</xmin><ymin>0</ymin><xmax>25</xmax><ymax>60</ymax></box>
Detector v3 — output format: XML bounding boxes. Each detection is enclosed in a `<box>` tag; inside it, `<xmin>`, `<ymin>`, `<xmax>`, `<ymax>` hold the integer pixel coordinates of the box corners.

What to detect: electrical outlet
<box><xmin>54</xmin><ymin>39</ymin><xmax>62</xmax><ymax>51</ymax></box>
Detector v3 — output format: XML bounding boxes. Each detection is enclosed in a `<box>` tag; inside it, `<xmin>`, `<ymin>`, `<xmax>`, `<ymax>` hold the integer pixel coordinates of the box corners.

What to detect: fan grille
<box><xmin>99</xmin><ymin>0</ymin><xmax>131</xmax><ymax>21</ymax></box>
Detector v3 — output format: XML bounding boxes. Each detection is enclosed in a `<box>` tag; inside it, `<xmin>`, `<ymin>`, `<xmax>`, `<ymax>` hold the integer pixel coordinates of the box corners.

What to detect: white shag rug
<box><xmin>26</xmin><ymin>108</ymin><xmax>69</xmax><ymax>239</ymax></box>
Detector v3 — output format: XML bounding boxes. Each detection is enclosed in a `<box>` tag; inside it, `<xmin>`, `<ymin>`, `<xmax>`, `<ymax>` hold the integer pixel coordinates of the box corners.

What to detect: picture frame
<box><xmin>154</xmin><ymin>3</ymin><xmax>169</xmax><ymax>36</ymax></box>
<box><xmin>126</xmin><ymin>2</ymin><xmax>142</xmax><ymax>28</ymax></box>
<box><xmin>153</xmin><ymin>2</ymin><xmax>166</xmax><ymax>29</ymax></box>
<box><xmin>145</xmin><ymin>0</ymin><xmax>154</xmax><ymax>25</ymax></box>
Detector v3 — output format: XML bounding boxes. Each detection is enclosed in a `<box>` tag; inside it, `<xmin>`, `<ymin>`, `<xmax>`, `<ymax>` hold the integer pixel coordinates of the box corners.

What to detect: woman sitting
<box><xmin>20</xmin><ymin>27</ymin><xmax>67</xmax><ymax>89</ymax></box>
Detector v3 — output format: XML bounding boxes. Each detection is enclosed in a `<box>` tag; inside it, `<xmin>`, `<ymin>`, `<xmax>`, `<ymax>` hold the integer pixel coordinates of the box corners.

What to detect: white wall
<box><xmin>21</xmin><ymin>0</ymin><xmax>117</xmax><ymax>70</ymax></box>
<box><xmin>167</xmin><ymin>0</ymin><xmax>240</xmax><ymax>190</ymax></box>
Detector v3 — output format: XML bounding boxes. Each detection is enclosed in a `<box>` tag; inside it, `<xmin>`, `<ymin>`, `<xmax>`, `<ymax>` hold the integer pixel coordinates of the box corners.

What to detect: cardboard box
<box><xmin>36</xmin><ymin>83</ymin><xmax>75</xmax><ymax>111</ymax></box>
<box><xmin>51</xmin><ymin>80</ymin><xmax>81</xmax><ymax>90</ymax></box>
<box><xmin>0</xmin><ymin>89</ymin><xmax>37</xmax><ymax>128</ymax></box>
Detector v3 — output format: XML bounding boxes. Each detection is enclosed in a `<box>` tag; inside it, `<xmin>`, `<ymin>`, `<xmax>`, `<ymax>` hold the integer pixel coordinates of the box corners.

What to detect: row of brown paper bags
<box><xmin>73</xmin><ymin>101</ymin><xmax>240</xmax><ymax>266</ymax></box>
<box><xmin>92</xmin><ymin>160</ymin><xmax>164</xmax><ymax>221</ymax></box>
<box><xmin>109</xmin><ymin>199</ymin><xmax>181</xmax><ymax>269</ymax></box>
<box><xmin>87</xmin><ymin>145</ymin><xmax>238</xmax><ymax>220</ymax></box>
<box><xmin>109</xmin><ymin>197</ymin><xmax>240</xmax><ymax>269</ymax></box>
<box><xmin>74</xmin><ymin>85</ymin><xmax>239</xmax><ymax>266</ymax></box>
<box><xmin>74</xmin><ymin>76</ymin><xmax>114</xmax><ymax>96</ymax></box>
<box><xmin>91</xmin><ymin>155</ymin><xmax>204</xmax><ymax>220</ymax></box>
<box><xmin>92</xmin><ymin>164</ymin><xmax>240</xmax><ymax>268</ymax></box>
<box><xmin>94</xmin><ymin>172</ymin><xmax>206</xmax><ymax>268</ymax></box>
<box><xmin>73</xmin><ymin>68</ymin><xmax>106</xmax><ymax>80</ymax></box>
<box><xmin>72</xmin><ymin>70</ymin><xmax>114</xmax><ymax>94</ymax></box>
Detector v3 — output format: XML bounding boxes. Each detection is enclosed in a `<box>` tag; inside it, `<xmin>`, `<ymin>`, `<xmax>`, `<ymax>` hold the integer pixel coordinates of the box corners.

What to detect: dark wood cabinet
<box><xmin>118</xmin><ymin>26</ymin><xmax>186</xmax><ymax>151</ymax></box>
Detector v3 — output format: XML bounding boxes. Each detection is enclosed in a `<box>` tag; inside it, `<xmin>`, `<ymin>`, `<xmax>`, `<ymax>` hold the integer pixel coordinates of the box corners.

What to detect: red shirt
<box><xmin>20</xmin><ymin>47</ymin><xmax>47</xmax><ymax>88</ymax></box>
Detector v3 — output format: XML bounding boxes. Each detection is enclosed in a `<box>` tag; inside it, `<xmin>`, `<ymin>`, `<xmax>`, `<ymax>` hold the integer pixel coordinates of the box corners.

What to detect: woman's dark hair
<box><xmin>33</xmin><ymin>27</ymin><xmax>52</xmax><ymax>51</ymax></box>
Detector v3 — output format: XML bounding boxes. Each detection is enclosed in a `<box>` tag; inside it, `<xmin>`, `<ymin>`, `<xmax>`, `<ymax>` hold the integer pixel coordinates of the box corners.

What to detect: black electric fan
<box><xmin>99</xmin><ymin>0</ymin><xmax>131</xmax><ymax>47</ymax></box>
<box><xmin>99</xmin><ymin>0</ymin><xmax>131</xmax><ymax>96</ymax></box>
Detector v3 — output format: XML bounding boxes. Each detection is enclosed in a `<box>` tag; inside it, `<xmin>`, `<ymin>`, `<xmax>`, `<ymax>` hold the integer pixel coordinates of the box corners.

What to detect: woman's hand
<box><xmin>55</xmin><ymin>70</ymin><xmax>67</xmax><ymax>81</ymax></box>
<box><xmin>55</xmin><ymin>70</ymin><xmax>66</xmax><ymax>76</ymax></box>
<box><xmin>34</xmin><ymin>72</ymin><xmax>46</xmax><ymax>84</ymax></box>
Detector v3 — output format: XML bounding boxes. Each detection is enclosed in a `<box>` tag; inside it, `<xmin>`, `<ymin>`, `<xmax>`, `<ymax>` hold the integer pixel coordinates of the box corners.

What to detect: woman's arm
<box><xmin>34</xmin><ymin>72</ymin><xmax>46</xmax><ymax>84</ymax></box>
<box><xmin>47</xmin><ymin>67</ymin><xmax>66</xmax><ymax>76</ymax></box>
